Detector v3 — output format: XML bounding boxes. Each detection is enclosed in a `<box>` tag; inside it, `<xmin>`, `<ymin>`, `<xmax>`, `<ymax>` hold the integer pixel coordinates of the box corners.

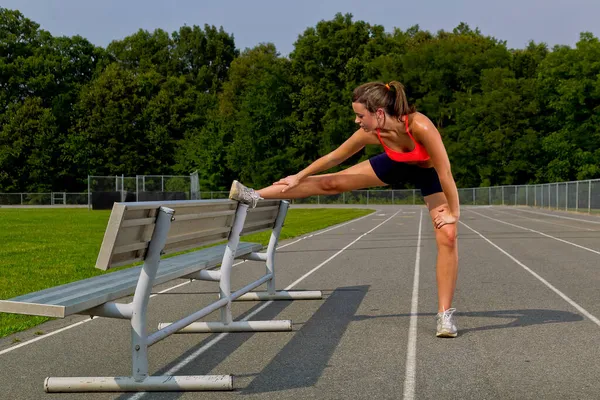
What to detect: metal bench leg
<box><xmin>237</xmin><ymin>200</ymin><xmax>323</xmax><ymax>302</ymax></box>
<box><xmin>160</xmin><ymin>203</ymin><xmax>293</xmax><ymax>334</ymax></box>
<box><xmin>44</xmin><ymin>207</ymin><xmax>232</xmax><ymax>393</ymax></box>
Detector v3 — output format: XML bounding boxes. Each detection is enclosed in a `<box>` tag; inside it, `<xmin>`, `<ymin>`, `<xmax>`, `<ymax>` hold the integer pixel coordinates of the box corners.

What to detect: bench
<box><xmin>0</xmin><ymin>199</ymin><xmax>322</xmax><ymax>392</ymax></box>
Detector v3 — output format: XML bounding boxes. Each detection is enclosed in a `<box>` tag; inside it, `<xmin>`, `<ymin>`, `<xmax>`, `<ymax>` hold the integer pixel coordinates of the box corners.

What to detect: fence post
<box><xmin>489</xmin><ymin>187</ymin><xmax>491</xmax><ymax>205</ymax></box>
<box><xmin>556</xmin><ymin>183</ymin><xmax>559</xmax><ymax>210</ymax></box>
<box><xmin>575</xmin><ymin>182</ymin><xmax>578</xmax><ymax>212</ymax></box>
<box><xmin>391</xmin><ymin>190</ymin><xmax>394</xmax><ymax>205</ymax></box>
<box><xmin>21</xmin><ymin>193</ymin><xmax>23</xmax><ymax>205</ymax></box>
<box><xmin>566</xmin><ymin>183</ymin><xmax>568</xmax><ymax>211</ymax></box>
<box><xmin>472</xmin><ymin>188</ymin><xmax>475</xmax><ymax>205</ymax></box>
<box><xmin>413</xmin><ymin>189</ymin><xmax>416</xmax><ymax>205</ymax></box>
<box><xmin>343</xmin><ymin>192</ymin><xmax>346</xmax><ymax>204</ymax></box>
<box><xmin>589</xmin><ymin>180</ymin><xmax>592</xmax><ymax>214</ymax></box>
<box><xmin>502</xmin><ymin>186</ymin><xmax>504</xmax><ymax>206</ymax></box>
<box><xmin>366</xmin><ymin>191</ymin><xmax>369</xmax><ymax>205</ymax></box>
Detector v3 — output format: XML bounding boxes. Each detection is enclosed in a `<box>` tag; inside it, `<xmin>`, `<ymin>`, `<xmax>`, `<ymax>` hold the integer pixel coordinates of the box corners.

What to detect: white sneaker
<box><xmin>228</xmin><ymin>180</ymin><xmax>262</xmax><ymax>208</ymax></box>
<box><xmin>436</xmin><ymin>308</ymin><xmax>458</xmax><ymax>338</ymax></box>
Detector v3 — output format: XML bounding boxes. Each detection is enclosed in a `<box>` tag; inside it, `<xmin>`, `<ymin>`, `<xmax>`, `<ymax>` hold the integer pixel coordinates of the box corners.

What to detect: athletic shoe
<box><xmin>228</xmin><ymin>180</ymin><xmax>262</xmax><ymax>208</ymax></box>
<box><xmin>436</xmin><ymin>308</ymin><xmax>458</xmax><ymax>338</ymax></box>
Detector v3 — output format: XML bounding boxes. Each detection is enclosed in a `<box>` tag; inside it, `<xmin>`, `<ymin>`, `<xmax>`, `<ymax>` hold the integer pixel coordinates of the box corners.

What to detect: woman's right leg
<box><xmin>256</xmin><ymin>159</ymin><xmax>387</xmax><ymax>199</ymax></box>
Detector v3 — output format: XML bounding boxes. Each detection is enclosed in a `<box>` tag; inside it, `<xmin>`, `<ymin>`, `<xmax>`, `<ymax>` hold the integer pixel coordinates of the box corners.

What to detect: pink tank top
<box><xmin>376</xmin><ymin>116</ymin><xmax>430</xmax><ymax>162</ymax></box>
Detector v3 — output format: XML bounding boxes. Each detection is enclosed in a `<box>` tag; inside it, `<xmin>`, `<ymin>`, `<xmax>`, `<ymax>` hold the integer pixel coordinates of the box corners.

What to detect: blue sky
<box><xmin>2</xmin><ymin>0</ymin><xmax>599</xmax><ymax>55</ymax></box>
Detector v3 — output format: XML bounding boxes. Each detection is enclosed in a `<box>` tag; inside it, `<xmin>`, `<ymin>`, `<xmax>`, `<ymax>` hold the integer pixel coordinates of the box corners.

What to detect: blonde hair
<box><xmin>352</xmin><ymin>81</ymin><xmax>415</xmax><ymax>117</ymax></box>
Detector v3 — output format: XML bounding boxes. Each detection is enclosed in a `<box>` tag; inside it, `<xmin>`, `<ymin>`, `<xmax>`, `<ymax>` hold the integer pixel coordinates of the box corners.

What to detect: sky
<box><xmin>2</xmin><ymin>0</ymin><xmax>599</xmax><ymax>56</ymax></box>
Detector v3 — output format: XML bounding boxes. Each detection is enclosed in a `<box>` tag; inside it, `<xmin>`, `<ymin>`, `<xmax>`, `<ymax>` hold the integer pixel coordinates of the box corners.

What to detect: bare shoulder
<box><xmin>411</xmin><ymin>112</ymin><xmax>437</xmax><ymax>131</ymax></box>
<box><xmin>410</xmin><ymin>112</ymin><xmax>440</xmax><ymax>141</ymax></box>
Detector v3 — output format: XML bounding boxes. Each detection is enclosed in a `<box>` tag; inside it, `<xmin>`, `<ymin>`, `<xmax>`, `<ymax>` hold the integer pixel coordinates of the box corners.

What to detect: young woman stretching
<box><xmin>229</xmin><ymin>81</ymin><xmax>460</xmax><ymax>337</ymax></box>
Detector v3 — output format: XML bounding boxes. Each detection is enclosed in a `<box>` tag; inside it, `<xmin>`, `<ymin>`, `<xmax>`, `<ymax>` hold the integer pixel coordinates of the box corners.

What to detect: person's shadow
<box><xmin>353</xmin><ymin>308</ymin><xmax>584</xmax><ymax>335</ymax></box>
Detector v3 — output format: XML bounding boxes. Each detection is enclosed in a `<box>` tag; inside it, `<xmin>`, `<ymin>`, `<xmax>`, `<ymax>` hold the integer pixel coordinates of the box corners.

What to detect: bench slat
<box><xmin>174</xmin><ymin>210</ymin><xmax>236</xmax><ymax>222</ymax></box>
<box><xmin>0</xmin><ymin>242</ymin><xmax>262</xmax><ymax>318</ymax></box>
<box><xmin>164</xmin><ymin>226</ymin><xmax>232</xmax><ymax>246</ymax></box>
<box><xmin>121</xmin><ymin>217</ymin><xmax>156</xmax><ymax>228</ymax></box>
<box><xmin>95</xmin><ymin>199</ymin><xmax>282</xmax><ymax>271</ymax></box>
<box><xmin>96</xmin><ymin>200</ymin><xmax>238</xmax><ymax>270</ymax></box>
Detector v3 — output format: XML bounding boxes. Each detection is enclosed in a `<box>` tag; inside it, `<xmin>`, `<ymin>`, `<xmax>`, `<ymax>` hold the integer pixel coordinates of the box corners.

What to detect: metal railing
<box><xmin>2</xmin><ymin>179</ymin><xmax>599</xmax><ymax>213</ymax></box>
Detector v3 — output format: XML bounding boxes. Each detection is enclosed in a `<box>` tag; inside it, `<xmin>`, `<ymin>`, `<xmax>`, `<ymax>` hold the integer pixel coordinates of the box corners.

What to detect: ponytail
<box><xmin>352</xmin><ymin>80</ymin><xmax>415</xmax><ymax>118</ymax></box>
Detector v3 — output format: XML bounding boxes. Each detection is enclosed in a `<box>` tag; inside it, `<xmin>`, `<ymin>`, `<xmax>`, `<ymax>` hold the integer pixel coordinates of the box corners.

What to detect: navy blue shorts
<box><xmin>369</xmin><ymin>153</ymin><xmax>443</xmax><ymax>197</ymax></box>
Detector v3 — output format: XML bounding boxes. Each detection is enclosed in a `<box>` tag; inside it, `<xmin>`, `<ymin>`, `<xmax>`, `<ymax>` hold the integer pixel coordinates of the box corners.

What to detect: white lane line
<box><xmin>403</xmin><ymin>209</ymin><xmax>423</xmax><ymax>400</ymax></box>
<box><xmin>129</xmin><ymin>210</ymin><xmax>400</xmax><ymax>399</ymax></box>
<box><xmin>508</xmin><ymin>207</ymin><xmax>600</xmax><ymax>225</ymax></box>
<box><xmin>460</xmin><ymin>220</ymin><xmax>600</xmax><ymax>328</ymax></box>
<box><xmin>0</xmin><ymin>211</ymin><xmax>380</xmax><ymax>356</ymax></box>
<box><xmin>0</xmin><ymin>319</ymin><xmax>93</xmax><ymax>356</ymax></box>
<box><xmin>468</xmin><ymin>210</ymin><xmax>600</xmax><ymax>256</ymax></box>
<box><xmin>492</xmin><ymin>208</ymin><xmax>594</xmax><ymax>231</ymax></box>
<box><xmin>283</xmin><ymin>211</ymin><xmax>400</xmax><ymax>290</ymax></box>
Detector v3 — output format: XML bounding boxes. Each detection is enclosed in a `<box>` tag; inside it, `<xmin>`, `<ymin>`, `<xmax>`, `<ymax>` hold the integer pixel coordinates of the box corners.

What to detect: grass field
<box><xmin>0</xmin><ymin>207</ymin><xmax>373</xmax><ymax>339</ymax></box>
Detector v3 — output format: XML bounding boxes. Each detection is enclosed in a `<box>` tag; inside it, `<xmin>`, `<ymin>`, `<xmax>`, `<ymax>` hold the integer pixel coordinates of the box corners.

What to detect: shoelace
<box><xmin>440</xmin><ymin>308</ymin><xmax>456</xmax><ymax>325</ymax></box>
<box><xmin>242</xmin><ymin>186</ymin><xmax>261</xmax><ymax>207</ymax></box>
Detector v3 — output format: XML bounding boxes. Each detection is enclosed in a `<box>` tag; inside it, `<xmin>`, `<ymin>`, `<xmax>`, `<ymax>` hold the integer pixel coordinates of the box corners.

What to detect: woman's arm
<box><xmin>413</xmin><ymin>115</ymin><xmax>460</xmax><ymax>219</ymax></box>
<box><xmin>275</xmin><ymin>128</ymin><xmax>371</xmax><ymax>191</ymax></box>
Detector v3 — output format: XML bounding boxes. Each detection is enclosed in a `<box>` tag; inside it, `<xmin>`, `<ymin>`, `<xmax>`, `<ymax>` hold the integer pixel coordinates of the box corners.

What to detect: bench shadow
<box><xmin>116</xmin><ymin>298</ymin><xmax>297</xmax><ymax>400</ymax></box>
<box><xmin>240</xmin><ymin>285</ymin><xmax>369</xmax><ymax>395</ymax></box>
<box><xmin>117</xmin><ymin>286</ymin><xmax>368</xmax><ymax>399</ymax></box>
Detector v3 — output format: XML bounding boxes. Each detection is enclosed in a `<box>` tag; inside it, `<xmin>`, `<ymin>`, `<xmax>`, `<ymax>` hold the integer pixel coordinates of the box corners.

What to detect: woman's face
<box><xmin>352</xmin><ymin>102</ymin><xmax>383</xmax><ymax>132</ymax></box>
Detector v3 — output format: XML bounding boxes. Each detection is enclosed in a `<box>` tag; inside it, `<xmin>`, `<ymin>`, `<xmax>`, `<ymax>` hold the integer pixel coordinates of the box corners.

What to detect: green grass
<box><xmin>0</xmin><ymin>207</ymin><xmax>373</xmax><ymax>338</ymax></box>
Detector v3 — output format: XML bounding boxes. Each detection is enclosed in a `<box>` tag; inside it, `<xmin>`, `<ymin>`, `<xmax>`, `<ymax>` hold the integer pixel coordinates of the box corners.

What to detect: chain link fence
<box><xmin>87</xmin><ymin>174</ymin><xmax>199</xmax><ymax>209</ymax></box>
<box><xmin>0</xmin><ymin>193</ymin><xmax>89</xmax><ymax>206</ymax></box>
<box><xmin>2</xmin><ymin>178</ymin><xmax>599</xmax><ymax>214</ymax></box>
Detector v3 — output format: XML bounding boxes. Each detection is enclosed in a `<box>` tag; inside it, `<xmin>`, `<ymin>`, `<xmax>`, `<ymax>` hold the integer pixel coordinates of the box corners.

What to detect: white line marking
<box><xmin>403</xmin><ymin>209</ymin><xmax>423</xmax><ymax>400</ymax></box>
<box><xmin>468</xmin><ymin>210</ymin><xmax>600</xmax><ymax>256</ymax></box>
<box><xmin>491</xmin><ymin>208</ymin><xmax>594</xmax><ymax>231</ymax></box>
<box><xmin>0</xmin><ymin>211</ymin><xmax>379</xmax><ymax>355</ymax></box>
<box><xmin>509</xmin><ymin>207</ymin><xmax>600</xmax><ymax>225</ymax></box>
<box><xmin>460</xmin><ymin>220</ymin><xmax>600</xmax><ymax>327</ymax></box>
<box><xmin>284</xmin><ymin>211</ymin><xmax>400</xmax><ymax>290</ymax></box>
<box><xmin>129</xmin><ymin>210</ymin><xmax>400</xmax><ymax>399</ymax></box>
<box><xmin>0</xmin><ymin>319</ymin><xmax>94</xmax><ymax>356</ymax></box>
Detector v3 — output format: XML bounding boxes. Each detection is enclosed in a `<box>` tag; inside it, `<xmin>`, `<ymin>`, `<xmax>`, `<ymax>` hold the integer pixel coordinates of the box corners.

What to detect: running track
<box><xmin>1</xmin><ymin>205</ymin><xmax>599</xmax><ymax>400</ymax></box>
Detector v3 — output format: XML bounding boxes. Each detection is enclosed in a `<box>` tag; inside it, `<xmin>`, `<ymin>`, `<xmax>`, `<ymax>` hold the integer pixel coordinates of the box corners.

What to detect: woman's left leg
<box><xmin>256</xmin><ymin>159</ymin><xmax>387</xmax><ymax>199</ymax></box>
<box><xmin>424</xmin><ymin>191</ymin><xmax>459</xmax><ymax>313</ymax></box>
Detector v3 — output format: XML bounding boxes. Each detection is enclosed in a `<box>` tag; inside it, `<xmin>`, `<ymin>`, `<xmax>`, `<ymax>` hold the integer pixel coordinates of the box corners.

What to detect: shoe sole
<box><xmin>436</xmin><ymin>331</ymin><xmax>458</xmax><ymax>338</ymax></box>
<box><xmin>229</xmin><ymin>180</ymin><xmax>240</xmax><ymax>200</ymax></box>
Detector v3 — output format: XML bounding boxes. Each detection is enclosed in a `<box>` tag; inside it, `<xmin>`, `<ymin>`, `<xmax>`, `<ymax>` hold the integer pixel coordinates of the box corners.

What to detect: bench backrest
<box><xmin>95</xmin><ymin>199</ymin><xmax>283</xmax><ymax>270</ymax></box>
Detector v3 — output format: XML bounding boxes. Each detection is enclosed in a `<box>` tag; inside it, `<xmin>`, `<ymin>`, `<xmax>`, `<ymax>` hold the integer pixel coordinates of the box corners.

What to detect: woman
<box><xmin>229</xmin><ymin>81</ymin><xmax>460</xmax><ymax>338</ymax></box>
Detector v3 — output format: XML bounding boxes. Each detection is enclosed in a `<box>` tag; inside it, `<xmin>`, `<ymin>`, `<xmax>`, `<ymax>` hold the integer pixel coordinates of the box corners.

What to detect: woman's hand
<box><xmin>273</xmin><ymin>174</ymin><xmax>301</xmax><ymax>193</ymax></box>
<box><xmin>432</xmin><ymin>205</ymin><xmax>458</xmax><ymax>229</ymax></box>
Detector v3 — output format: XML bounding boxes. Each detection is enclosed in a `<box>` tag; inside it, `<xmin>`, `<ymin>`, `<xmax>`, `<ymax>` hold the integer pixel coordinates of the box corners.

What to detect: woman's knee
<box><xmin>435</xmin><ymin>225</ymin><xmax>457</xmax><ymax>248</ymax></box>
<box><xmin>319</xmin><ymin>176</ymin><xmax>344</xmax><ymax>193</ymax></box>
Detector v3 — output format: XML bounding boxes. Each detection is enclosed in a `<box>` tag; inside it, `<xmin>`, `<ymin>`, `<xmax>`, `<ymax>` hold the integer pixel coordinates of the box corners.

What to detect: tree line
<box><xmin>1</xmin><ymin>8</ymin><xmax>599</xmax><ymax>193</ymax></box>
